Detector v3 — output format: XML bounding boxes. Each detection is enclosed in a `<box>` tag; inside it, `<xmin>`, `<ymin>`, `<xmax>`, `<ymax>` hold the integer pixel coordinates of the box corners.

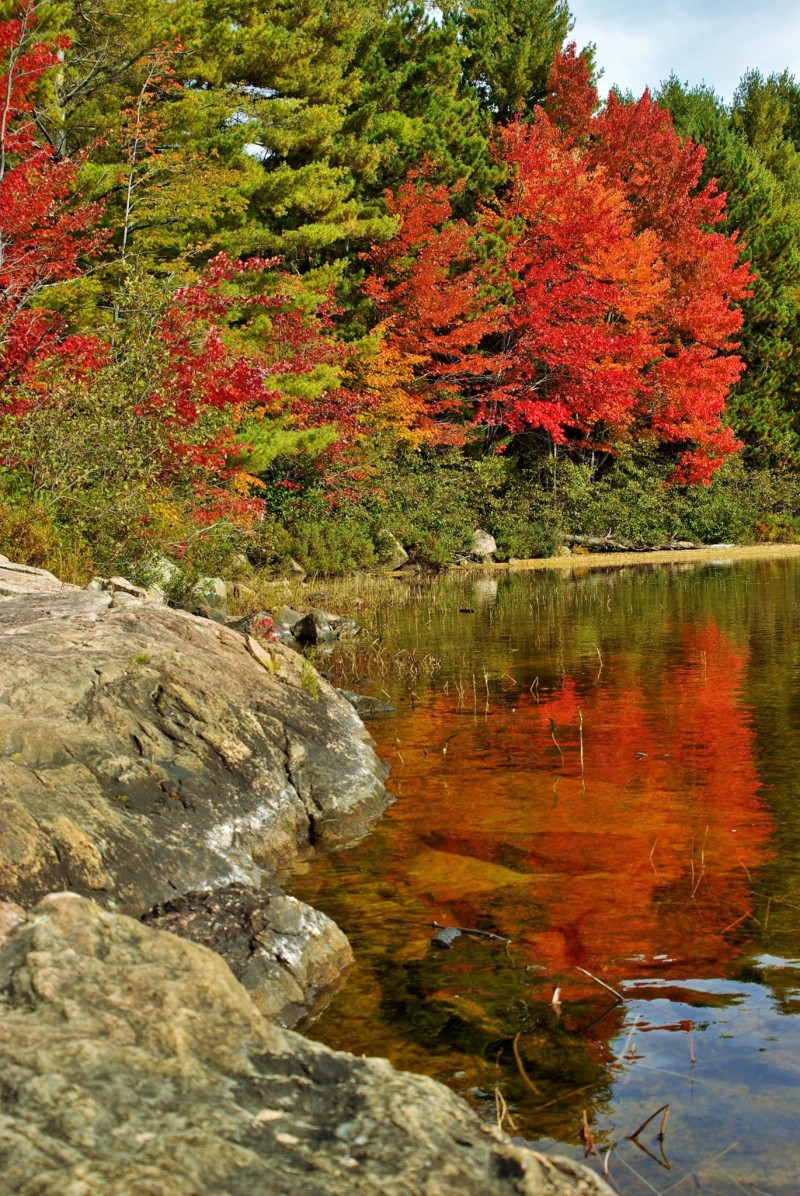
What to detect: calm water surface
<box><xmin>286</xmin><ymin>559</ymin><xmax>800</xmax><ymax>1195</ymax></box>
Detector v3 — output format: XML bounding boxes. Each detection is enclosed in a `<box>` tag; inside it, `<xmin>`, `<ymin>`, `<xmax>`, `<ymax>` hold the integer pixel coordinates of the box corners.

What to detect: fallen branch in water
<box><xmin>574</xmin><ymin>966</ymin><xmax>625</xmax><ymax>1004</ymax></box>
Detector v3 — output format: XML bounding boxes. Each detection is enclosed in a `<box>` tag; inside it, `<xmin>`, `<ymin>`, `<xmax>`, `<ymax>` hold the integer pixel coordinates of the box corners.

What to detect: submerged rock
<box><xmin>0</xmin><ymin>893</ymin><xmax>613</xmax><ymax>1196</ymax></box>
<box><xmin>337</xmin><ymin>689</ymin><xmax>396</xmax><ymax>719</ymax></box>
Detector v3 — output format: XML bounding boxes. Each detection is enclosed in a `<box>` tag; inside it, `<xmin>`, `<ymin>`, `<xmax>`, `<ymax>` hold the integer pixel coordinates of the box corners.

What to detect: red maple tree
<box><xmin>0</xmin><ymin>2</ymin><xmax>108</xmax><ymax>402</ymax></box>
<box><xmin>546</xmin><ymin>46</ymin><xmax>754</xmax><ymax>480</ymax></box>
<box><xmin>363</xmin><ymin>170</ymin><xmax>502</xmax><ymax>445</ymax></box>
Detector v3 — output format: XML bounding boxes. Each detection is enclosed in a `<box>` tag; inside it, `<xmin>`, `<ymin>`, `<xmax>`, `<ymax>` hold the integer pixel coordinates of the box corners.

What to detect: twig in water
<box><xmin>512</xmin><ymin>1033</ymin><xmax>542</xmax><ymax>1096</ymax></box>
<box><xmin>494</xmin><ymin>1086</ymin><xmax>517</xmax><ymax>1134</ymax></box>
<box><xmin>649</xmin><ymin>834</ymin><xmax>659</xmax><ymax>875</ymax></box>
<box><xmin>689</xmin><ymin>1024</ymin><xmax>696</xmax><ymax>1066</ymax></box>
<box><xmin>548</xmin><ymin>718</ymin><xmax>565</xmax><ymax>766</ymax></box>
<box><xmin>627</xmin><ymin>1103</ymin><xmax>670</xmax><ymax>1143</ymax></box>
<box><xmin>720</xmin><ymin>911</ymin><xmax>751</xmax><ymax>934</ymax></box>
<box><xmin>551</xmin><ymin>986</ymin><xmax>562</xmax><ymax>1008</ymax></box>
<box><xmin>534</xmin><ymin>1082</ymin><xmax>598</xmax><ymax>1112</ymax></box>
<box><xmin>577</xmin><ymin>708</ymin><xmax>585</xmax><ymax>780</ymax></box>
<box><xmin>764</xmin><ymin>895</ymin><xmax>772</xmax><ymax>932</ymax></box>
<box><xmin>394</xmin><ymin>738</ymin><xmax>405</xmax><ymax>765</ymax></box>
<box><xmin>579</xmin><ymin>1110</ymin><xmax>602</xmax><ymax>1164</ymax></box>
<box><xmin>575</xmin><ymin>966</ymin><xmax>624</xmax><ymax>1004</ymax></box>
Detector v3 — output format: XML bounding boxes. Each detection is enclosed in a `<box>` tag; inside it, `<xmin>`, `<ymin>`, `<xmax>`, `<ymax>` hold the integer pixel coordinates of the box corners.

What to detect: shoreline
<box><xmin>468</xmin><ymin>541</ymin><xmax>800</xmax><ymax>574</ymax></box>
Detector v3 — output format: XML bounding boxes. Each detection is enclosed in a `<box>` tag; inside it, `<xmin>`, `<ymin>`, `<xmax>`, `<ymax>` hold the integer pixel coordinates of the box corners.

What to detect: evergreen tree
<box><xmin>442</xmin><ymin>0</ymin><xmax>571</xmax><ymax>119</ymax></box>
<box><xmin>660</xmin><ymin>76</ymin><xmax>800</xmax><ymax>464</ymax></box>
<box><xmin>345</xmin><ymin>0</ymin><xmax>494</xmax><ymax>201</ymax></box>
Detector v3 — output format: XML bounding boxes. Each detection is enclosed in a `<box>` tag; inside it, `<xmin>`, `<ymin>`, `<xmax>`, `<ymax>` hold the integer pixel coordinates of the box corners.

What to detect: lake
<box><xmin>286</xmin><ymin>557</ymin><xmax>800</xmax><ymax>1195</ymax></box>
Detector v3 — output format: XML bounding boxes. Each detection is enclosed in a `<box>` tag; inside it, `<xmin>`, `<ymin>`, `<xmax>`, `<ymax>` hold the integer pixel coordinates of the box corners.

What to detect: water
<box><xmin>286</xmin><ymin>558</ymin><xmax>800</xmax><ymax>1195</ymax></box>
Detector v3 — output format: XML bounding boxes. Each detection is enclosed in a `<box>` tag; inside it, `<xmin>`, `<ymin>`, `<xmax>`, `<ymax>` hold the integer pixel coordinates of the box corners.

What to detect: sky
<box><xmin>567</xmin><ymin>0</ymin><xmax>800</xmax><ymax>102</ymax></box>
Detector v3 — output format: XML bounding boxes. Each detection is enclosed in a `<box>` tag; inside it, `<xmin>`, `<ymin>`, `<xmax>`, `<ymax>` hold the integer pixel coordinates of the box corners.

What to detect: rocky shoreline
<box><xmin>0</xmin><ymin>555</ymin><xmax>611</xmax><ymax>1195</ymax></box>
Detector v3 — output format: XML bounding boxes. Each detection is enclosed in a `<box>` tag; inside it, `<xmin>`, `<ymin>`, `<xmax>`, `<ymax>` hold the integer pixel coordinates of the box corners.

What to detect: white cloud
<box><xmin>569</xmin><ymin>0</ymin><xmax>800</xmax><ymax>102</ymax></box>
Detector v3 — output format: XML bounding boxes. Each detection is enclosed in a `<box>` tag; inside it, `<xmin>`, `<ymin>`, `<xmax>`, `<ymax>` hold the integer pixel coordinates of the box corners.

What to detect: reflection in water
<box><xmin>287</xmin><ymin>560</ymin><xmax>800</xmax><ymax>1194</ymax></box>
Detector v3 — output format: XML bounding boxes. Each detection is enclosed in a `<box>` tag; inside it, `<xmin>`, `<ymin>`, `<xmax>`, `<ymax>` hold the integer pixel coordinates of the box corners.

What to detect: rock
<box><xmin>193</xmin><ymin>601</ymin><xmax>230</xmax><ymax>625</ymax></box>
<box><xmin>337</xmin><ymin>690</ymin><xmax>396</xmax><ymax>719</ymax></box>
<box><xmin>0</xmin><ymin>558</ymin><xmax>75</xmax><ymax>596</ymax></box>
<box><xmin>143</xmin><ymin>881</ymin><xmax>352</xmax><ymax>1027</ymax></box>
<box><xmin>555</xmin><ymin>546</ymin><xmax>572</xmax><ymax>558</ymax></box>
<box><xmin>0</xmin><ymin>579</ymin><xmax>390</xmax><ymax>914</ymax></box>
<box><xmin>139</xmin><ymin>552</ymin><xmax>183</xmax><ymax>603</ymax></box>
<box><xmin>191</xmin><ymin>575</ymin><xmax>228</xmax><ymax>610</ymax></box>
<box><xmin>289</xmin><ymin>557</ymin><xmax>307</xmax><ymax>581</ymax></box>
<box><xmin>431</xmin><ymin>925</ymin><xmax>462</xmax><ymax>949</ymax></box>
<box><xmin>376</xmin><ymin>530</ymin><xmax>409</xmax><ymax>571</ymax></box>
<box><xmin>272</xmin><ymin>604</ymin><xmax>303</xmax><ymax>645</ymax></box>
<box><xmin>86</xmin><ymin>575</ymin><xmax>160</xmax><ymax>602</ymax></box>
<box><xmin>293</xmin><ymin>608</ymin><xmax>343</xmax><ymax>645</ymax></box>
<box><xmin>470</xmin><ymin>529</ymin><xmax>497</xmax><ymax>559</ymax></box>
<box><xmin>227</xmin><ymin>581</ymin><xmax>257</xmax><ymax>607</ymax></box>
<box><xmin>0</xmin><ymin>893</ymin><xmax>613</xmax><ymax>1196</ymax></box>
<box><xmin>227</xmin><ymin>552</ymin><xmax>252</xmax><ymax>579</ymax></box>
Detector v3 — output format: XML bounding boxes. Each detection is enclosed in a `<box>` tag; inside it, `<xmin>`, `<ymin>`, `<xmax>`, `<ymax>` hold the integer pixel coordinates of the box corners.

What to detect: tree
<box><xmin>442</xmin><ymin>0</ymin><xmax>572</xmax><ymax>120</ymax></box>
<box><xmin>0</xmin><ymin>1</ymin><xmax>107</xmax><ymax>397</ymax></box>
<box><xmin>546</xmin><ymin>49</ymin><xmax>753</xmax><ymax>480</ymax></box>
<box><xmin>660</xmin><ymin>75</ymin><xmax>800</xmax><ymax>465</ymax></box>
<box><xmin>344</xmin><ymin>0</ymin><xmax>494</xmax><ymax>203</ymax></box>
<box><xmin>484</xmin><ymin>115</ymin><xmax>666</xmax><ymax>454</ymax></box>
<box><xmin>362</xmin><ymin>169</ymin><xmax>502</xmax><ymax>445</ymax></box>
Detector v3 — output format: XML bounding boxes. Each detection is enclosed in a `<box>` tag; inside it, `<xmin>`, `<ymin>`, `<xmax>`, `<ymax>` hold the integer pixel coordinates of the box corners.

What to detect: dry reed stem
<box><xmin>512</xmin><ymin>1033</ymin><xmax>542</xmax><ymax>1096</ymax></box>
<box><xmin>575</xmin><ymin>966</ymin><xmax>624</xmax><ymax>1003</ymax></box>
<box><xmin>626</xmin><ymin>1103</ymin><xmax>670</xmax><ymax>1143</ymax></box>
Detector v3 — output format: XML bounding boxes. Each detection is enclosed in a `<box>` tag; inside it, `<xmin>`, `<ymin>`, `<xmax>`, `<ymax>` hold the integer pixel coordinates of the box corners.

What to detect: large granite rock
<box><xmin>0</xmin><ymin>577</ymin><xmax>390</xmax><ymax>913</ymax></box>
<box><xmin>143</xmin><ymin>880</ymin><xmax>354</xmax><ymax>1026</ymax></box>
<box><xmin>0</xmin><ymin>894</ymin><xmax>612</xmax><ymax>1196</ymax></box>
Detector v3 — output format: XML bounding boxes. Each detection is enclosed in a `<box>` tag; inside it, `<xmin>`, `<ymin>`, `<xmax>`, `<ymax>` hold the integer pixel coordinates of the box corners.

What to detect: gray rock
<box><xmin>139</xmin><ymin>552</ymin><xmax>183</xmax><ymax>603</ymax></box>
<box><xmin>0</xmin><ymin>894</ymin><xmax>613</xmax><ymax>1196</ymax></box>
<box><xmin>87</xmin><ymin>575</ymin><xmax>161</xmax><ymax>602</ymax></box>
<box><xmin>289</xmin><ymin>557</ymin><xmax>307</xmax><ymax>581</ymax></box>
<box><xmin>262</xmin><ymin>605</ymin><xmax>300</xmax><ymax>645</ymax></box>
<box><xmin>471</xmin><ymin>529</ymin><xmax>498</xmax><ymax>559</ymax></box>
<box><xmin>0</xmin><ymin>558</ymin><xmax>75</xmax><ymax>596</ymax></box>
<box><xmin>191</xmin><ymin>575</ymin><xmax>228</xmax><ymax>610</ymax></box>
<box><xmin>337</xmin><ymin>689</ymin><xmax>396</xmax><ymax>719</ymax></box>
<box><xmin>0</xmin><ymin>581</ymin><xmax>390</xmax><ymax>914</ymax></box>
<box><xmin>293</xmin><ymin>608</ymin><xmax>343</xmax><ymax>645</ymax></box>
<box><xmin>142</xmin><ymin>881</ymin><xmax>352</xmax><ymax>1026</ymax></box>
<box><xmin>377</xmin><ymin>530</ymin><xmax>410</xmax><ymax>570</ymax></box>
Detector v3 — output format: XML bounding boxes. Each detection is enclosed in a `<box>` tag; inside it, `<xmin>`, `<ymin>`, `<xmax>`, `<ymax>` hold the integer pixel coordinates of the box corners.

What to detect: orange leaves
<box><xmin>363</xmin><ymin>53</ymin><xmax>753</xmax><ymax>480</ymax></box>
<box><xmin>363</xmin><ymin>171</ymin><xmax>503</xmax><ymax>444</ymax></box>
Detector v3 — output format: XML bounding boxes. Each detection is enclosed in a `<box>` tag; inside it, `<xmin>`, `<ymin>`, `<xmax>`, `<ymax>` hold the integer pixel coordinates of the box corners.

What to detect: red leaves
<box><xmin>363</xmin><ymin>170</ymin><xmax>502</xmax><ymax>444</ymax></box>
<box><xmin>485</xmin><ymin>115</ymin><xmax>665</xmax><ymax>447</ymax></box>
<box><xmin>364</xmin><ymin>52</ymin><xmax>754</xmax><ymax>481</ymax></box>
<box><xmin>0</xmin><ymin>3</ymin><xmax>108</xmax><ymax>393</ymax></box>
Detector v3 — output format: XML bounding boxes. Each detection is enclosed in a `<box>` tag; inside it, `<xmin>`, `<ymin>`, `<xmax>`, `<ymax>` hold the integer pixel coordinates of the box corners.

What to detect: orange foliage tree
<box><xmin>363</xmin><ymin>50</ymin><xmax>753</xmax><ymax>481</ymax></box>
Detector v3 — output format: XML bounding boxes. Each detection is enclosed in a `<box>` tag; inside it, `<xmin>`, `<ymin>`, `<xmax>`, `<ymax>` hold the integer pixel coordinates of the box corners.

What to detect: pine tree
<box><xmin>442</xmin><ymin>0</ymin><xmax>571</xmax><ymax>119</ymax></box>
<box><xmin>661</xmin><ymin>76</ymin><xmax>800</xmax><ymax>464</ymax></box>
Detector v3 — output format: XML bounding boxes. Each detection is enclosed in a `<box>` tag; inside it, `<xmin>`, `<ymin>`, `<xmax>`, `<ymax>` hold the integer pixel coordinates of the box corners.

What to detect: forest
<box><xmin>1</xmin><ymin>0</ymin><xmax>800</xmax><ymax>582</ymax></box>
